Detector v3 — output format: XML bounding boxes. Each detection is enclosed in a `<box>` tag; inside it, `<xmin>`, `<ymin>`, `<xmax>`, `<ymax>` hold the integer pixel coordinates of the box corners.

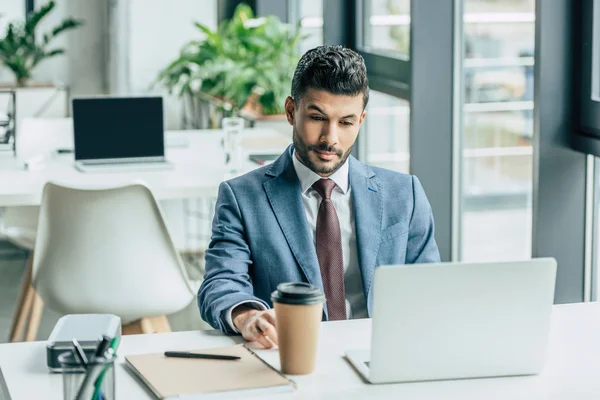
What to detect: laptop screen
<box><xmin>73</xmin><ymin>97</ymin><xmax>164</xmax><ymax>161</ymax></box>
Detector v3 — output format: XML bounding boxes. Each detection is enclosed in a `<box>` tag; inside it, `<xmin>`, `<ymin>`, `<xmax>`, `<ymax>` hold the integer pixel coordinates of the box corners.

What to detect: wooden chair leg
<box><xmin>147</xmin><ymin>315</ymin><xmax>171</xmax><ymax>333</ymax></box>
<box><xmin>9</xmin><ymin>252</ymin><xmax>33</xmax><ymax>342</ymax></box>
<box><xmin>122</xmin><ymin>316</ymin><xmax>172</xmax><ymax>335</ymax></box>
<box><xmin>24</xmin><ymin>292</ymin><xmax>43</xmax><ymax>342</ymax></box>
<box><xmin>122</xmin><ymin>319</ymin><xmax>144</xmax><ymax>335</ymax></box>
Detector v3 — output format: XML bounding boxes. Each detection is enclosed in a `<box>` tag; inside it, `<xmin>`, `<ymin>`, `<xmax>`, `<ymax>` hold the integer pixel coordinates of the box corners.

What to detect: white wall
<box><xmin>128</xmin><ymin>0</ymin><xmax>217</xmax><ymax>94</ymax></box>
<box><xmin>0</xmin><ymin>0</ymin><xmax>218</xmax><ymax>128</ymax></box>
<box><xmin>32</xmin><ymin>0</ymin><xmax>108</xmax><ymax>96</ymax></box>
<box><xmin>126</xmin><ymin>0</ymin><xmax>218</xmax><ymax>129</ymax></box>
<box><xmin>0</xmin><ymin>0</ymin><xmax>24</xmax><ymax>35</ymax></box>
<box><xmin>0</xmin><ymin>0</ymin><xmax>107</xmax><ymax>95</ymax></box>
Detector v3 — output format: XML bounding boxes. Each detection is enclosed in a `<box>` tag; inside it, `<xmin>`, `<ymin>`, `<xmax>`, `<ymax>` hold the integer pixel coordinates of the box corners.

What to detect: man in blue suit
<box><xmin>198</xmin><ymin>45</ymin><xmax>440</xmax><ymax>348</ymax></box>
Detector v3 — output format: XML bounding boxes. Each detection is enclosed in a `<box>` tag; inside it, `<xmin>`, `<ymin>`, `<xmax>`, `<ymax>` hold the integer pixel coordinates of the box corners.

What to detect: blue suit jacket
<box><xmin>198</xmin><ymin>146</ymin><xmax>440</xmax><ymax>333</ymax></box>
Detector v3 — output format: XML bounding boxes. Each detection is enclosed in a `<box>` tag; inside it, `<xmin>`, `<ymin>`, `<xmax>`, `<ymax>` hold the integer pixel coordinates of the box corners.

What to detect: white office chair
<box><xmin>24</xmin><ymin>181</ymin><xmax>199</xmax><ymax>339</ymax></box>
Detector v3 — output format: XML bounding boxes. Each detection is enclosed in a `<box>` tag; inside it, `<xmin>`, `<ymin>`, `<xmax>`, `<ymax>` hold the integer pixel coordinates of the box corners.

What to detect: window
<box><xmin>356</xmin><ymin>0</ymin><xmax>410</xmax><ymax>98</ymax></box>
<box><xmin>355</xmin><ymin>1</ymin><xmax>410</xmax><ymax>173</ymax></box>
<box><xmin>362</xmin><ymin>0</ymin><xmax>410</xmax><ymax>58</ymax></box>
<box><xmin>459</xmin><ymin>0</ymin><xmax>535</xmax><ymax>261</ymax></box>
<box><xmin>360</xmin><ymin>91</ymin><xmax>409</xmax><ymax>173</ymax></box>
<box><xmin>594</xmin><ymin>159</ymin><xmax>600</xmax><ymax>301</ymax></box>
<box><xmin>293</xmin><ymin>0</ymin><xmax>323</xmax><ymax>54</ymax></box>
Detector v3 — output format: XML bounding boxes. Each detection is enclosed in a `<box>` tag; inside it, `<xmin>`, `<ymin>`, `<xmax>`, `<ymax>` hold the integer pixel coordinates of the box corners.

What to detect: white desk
<box><xmin>0</xmin><ymin>128</ymin><xmax>290</xmax><ymax>207</ymax></box>
<box><xmin>1</xmin><ymin>303</ymin><xmax>600</xmax><ymax>399</ymax></box>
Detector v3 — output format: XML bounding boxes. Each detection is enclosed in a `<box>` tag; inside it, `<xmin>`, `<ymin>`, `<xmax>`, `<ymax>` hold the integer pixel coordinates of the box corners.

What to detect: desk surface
<box><xmin>0</xmin><ymin>128</ymin><xmax>290</xmax><ymax>207</ymax></box>
<box><xmin>1</xmin><ymin>303</ymin><xmax>600</xmax><ymax>399</ymax></box>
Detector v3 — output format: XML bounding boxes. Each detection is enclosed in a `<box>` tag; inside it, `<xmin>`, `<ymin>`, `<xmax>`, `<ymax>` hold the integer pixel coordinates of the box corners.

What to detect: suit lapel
<box><xmin>349</xmin><ymin>157</ymin><xmax>382</xmax><ymax>305</ymax></box>
<box><xmin>263</xmin><ymin>146</ymin><xmax>324</xmax><ymax>290</ymax></box>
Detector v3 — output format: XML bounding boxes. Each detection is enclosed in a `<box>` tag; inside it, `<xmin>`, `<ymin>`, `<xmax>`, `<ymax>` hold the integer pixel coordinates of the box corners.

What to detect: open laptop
<box><xmin>72</xmin><ymin>96</ymin><xmax>172</xmax><ymax>172</ymax></box>
<box><xmin>345</xmin><ymin>258</ymin><xmax>557</xmax><ymax>384</ymax></box>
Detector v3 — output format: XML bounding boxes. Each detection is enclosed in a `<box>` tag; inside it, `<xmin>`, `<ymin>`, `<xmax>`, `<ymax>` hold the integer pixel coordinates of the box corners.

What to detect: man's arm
<box><xmin>197</xmin><ymin>181</ymin><xmax>269</xmax><ymax>334</ymax></box>
<box><xmin>405</xmin><ymin>175</ymin><xmax>441</xmax><ymax>263</ymax></box>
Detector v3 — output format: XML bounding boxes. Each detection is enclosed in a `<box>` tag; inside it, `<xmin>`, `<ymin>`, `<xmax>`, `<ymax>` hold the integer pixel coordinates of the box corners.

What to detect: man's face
<box><xmin>285</xmin><ymin>88</ymin><xmax>367</xmax><ymax>177</ymax></box>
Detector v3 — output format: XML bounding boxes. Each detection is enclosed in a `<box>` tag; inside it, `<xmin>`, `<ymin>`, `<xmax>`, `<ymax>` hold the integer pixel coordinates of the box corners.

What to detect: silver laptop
<box><xmin>345</xmin><ymin>258</ymin><xmax>557</xmax><ymax>384</ymax></box>
<box><xmin>72</xmin><ymin>96</ymin><xmax>172</xmax><ymax>172</ymax></box>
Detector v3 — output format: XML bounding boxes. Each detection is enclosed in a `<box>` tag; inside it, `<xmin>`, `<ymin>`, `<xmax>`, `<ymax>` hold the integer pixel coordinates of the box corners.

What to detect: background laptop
<box><xmin>72</xmin><ymin>96</ymin><xmax>171</xmax><ymax>172</ymax></box>
<box><xmin>346</xmin><ymin>258</ymin><xmax>557</xmax><ymax>384</ymax></box>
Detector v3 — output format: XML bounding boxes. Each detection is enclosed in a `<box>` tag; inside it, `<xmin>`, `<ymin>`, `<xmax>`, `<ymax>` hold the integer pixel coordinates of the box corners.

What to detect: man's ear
<box><xmin>358</xmin><ymin>110</ymin><xmax>367</xmax><ymax>127</ymax></box>
<box><xmin>285</xmin><ymin>96</ymin><xmax>295</xmax><ymax>125</ymax></box>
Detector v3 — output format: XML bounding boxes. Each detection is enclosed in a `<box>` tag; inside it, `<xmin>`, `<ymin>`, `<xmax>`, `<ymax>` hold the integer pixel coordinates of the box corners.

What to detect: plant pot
<box><xmin>182</xmin><ymin>92</ymin><xmax>226</xmax><ymax>130</ymax></box>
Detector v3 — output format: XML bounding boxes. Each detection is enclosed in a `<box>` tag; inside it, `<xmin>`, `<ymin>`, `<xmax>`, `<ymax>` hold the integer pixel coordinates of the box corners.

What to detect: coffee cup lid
<box><xmin>271</xmin><ymin>282</ymin><xmax>325</xmax><ymax>305</ymax></box>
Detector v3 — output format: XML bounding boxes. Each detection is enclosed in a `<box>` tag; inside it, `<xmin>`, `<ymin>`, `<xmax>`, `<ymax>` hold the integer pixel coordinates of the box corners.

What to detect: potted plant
<box><xmin>0</xmin><ymin>0</ymin><xmax>84</xmax><ymax>87</ymax></box>
<box><xmin>156</xmin><ymin>3</ymin><xmax>304</xmax><ymax>130</ymax></box>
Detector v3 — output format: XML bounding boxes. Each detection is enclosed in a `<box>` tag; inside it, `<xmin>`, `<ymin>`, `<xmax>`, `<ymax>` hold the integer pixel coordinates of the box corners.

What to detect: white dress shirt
<box><xmin>225</xmin><ymin>151</ymin><xmax>367</xmax><ymax>332</ymax></box>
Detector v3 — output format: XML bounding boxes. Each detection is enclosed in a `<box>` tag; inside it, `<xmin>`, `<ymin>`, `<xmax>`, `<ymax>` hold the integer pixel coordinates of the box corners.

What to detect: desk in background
<box><xmin>0</xmin><ymin>123</ymin><xmax>291</xmax><ymax>264</ymax></box>
<box><xmin>1</xmin><ymin>303</ymin><xmax>600</xmax><ymax>399</ymax></box>
<box><xmin>0</xmin><ymin>126</ymin><xmax>291</xmax><ymax>208</ymax></box>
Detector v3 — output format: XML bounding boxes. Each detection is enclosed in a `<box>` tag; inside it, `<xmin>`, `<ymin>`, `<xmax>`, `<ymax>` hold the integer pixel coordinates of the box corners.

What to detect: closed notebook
<box><xmin>125</xmin><ymin>344</ymin><xmax>295</xmax><ymax>399</ymax></box>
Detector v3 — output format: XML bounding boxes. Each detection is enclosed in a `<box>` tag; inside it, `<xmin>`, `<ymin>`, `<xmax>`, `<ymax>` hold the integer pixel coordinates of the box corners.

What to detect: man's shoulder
<box><xmin>367</xmin><ymin>164</ymin><xmax>414</xmax><ymax>189</ymax></box>
<box><xmin>225</xmin><ymin>147</ymin><xmax>292</xmax><ymax>191</ymax></box>
<box><xmin>225</xmin><ymin>164</ymin><xmax>272</xmax><ymax>190</ymax></box>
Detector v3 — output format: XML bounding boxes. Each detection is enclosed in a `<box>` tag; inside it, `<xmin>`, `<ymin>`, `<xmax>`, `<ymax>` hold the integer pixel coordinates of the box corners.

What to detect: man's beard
<box><xmin>292</xmin><ymin>127</ymin><xmax>353</xmax><ymax>175</ymax></box>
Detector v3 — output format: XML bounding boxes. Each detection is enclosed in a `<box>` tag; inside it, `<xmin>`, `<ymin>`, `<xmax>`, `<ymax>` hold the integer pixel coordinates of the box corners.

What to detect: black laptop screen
<box><xmin>73</xmin><ymin>97</ymin><xmax>165</xmax><ymax>161</ymax></box>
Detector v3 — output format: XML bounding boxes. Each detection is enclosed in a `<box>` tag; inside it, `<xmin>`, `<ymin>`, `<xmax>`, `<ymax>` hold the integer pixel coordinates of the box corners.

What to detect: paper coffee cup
<box><xmin>271</xmin><ymin>282</ymin><xmax>325</xmax><ymax>375</ymax></box>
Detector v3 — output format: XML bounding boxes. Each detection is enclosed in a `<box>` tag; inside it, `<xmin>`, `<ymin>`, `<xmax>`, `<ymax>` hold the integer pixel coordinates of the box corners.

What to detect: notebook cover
<box><xmin>125</xmin><ymin>344</ymin><xmax>295</xmax><ymax>399</ymax></box>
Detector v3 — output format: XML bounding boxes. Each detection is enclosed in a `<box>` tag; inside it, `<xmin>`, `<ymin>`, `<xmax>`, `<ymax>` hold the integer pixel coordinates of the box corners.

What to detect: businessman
<box><xmin>198</xmin><ymin>45</ymin><xmax>440</xmax><ymax>348</ymax></box>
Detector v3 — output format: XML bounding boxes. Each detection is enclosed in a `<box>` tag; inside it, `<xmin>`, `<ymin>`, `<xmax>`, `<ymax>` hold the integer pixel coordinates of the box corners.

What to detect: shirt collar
<box><xmin>292</xmin><ymin>150</ymin><xmax>350</xmax><ymax>194</ymax></box>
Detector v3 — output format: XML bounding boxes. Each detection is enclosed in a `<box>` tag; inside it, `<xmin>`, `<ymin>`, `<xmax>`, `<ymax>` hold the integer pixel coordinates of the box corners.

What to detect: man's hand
<box><xmin>232</xmin><ymin>305</ymin><xmax>278</xmax><ymax>349</ymax></box>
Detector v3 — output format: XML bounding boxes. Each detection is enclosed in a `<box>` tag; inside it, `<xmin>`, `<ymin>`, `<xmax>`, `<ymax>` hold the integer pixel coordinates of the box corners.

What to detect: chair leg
<box><xmin>9</xmin><ymin>252</ymin><xmax>33</xmax><ymax>342</ymax></box>
<box><xmin>147</xmin><ymin>315</ymin><xmax>171</xmax><ymax>333</ymax></box>
<box><xmin>24</xmin><ymin>292</ymin><xmax>43</xmax><ymax>342</ymax></box>
<box><xmin>122</xmin><ymin>316</ymin><xmax>172</xmax><ymax>335</ymax></box>
<box><xmin>121</xmin><ymin>319</ymin><xmax>144</xmax><ymax>335</ymax></box>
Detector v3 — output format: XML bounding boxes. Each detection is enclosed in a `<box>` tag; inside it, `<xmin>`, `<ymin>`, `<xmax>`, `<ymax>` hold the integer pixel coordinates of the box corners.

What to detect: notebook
<box><xmin>248</xmin><ymin>153</ymin><xmax>279</xmax><ymax>165</ymax></box>
<box><xmin>125</xmin><ymin>344</ymin><xmax>296</xmax><ymax>399</ymax></box>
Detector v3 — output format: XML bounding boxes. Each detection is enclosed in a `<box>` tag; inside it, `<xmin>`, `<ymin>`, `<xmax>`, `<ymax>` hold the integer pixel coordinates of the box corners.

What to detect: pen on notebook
<box><xmin>164</xmin><ymin>351</ymin><xmax>241</xmax><ymax>360</ymax></box>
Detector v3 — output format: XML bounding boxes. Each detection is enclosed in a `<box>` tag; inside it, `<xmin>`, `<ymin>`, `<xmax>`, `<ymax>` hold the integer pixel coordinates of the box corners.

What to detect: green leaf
<box><xmin>50</xmin><ymin>18</ymin><xmax>84</xmax><ymax>38</ymax></box>
<box><xmin>24</xmin><ymin>1</ymin><xmax>55</xmax><ymax>34</ymax></box>
<box><xmin>45</xmin><ymin>48</ymin><xmax>65</xmax><ymax>57</ymax></box>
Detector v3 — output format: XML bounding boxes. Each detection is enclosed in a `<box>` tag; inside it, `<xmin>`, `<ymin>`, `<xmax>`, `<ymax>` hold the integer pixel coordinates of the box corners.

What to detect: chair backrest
<box><xmin>32</xmin><ymin>182</ymin><xmax>195</xmax><ymax>322</ymax></box>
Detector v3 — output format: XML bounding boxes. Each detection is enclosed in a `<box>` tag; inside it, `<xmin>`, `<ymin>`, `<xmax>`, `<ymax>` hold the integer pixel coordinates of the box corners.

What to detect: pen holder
<box><xmin>58</xmin><ymin>351</ymin><xmax>116</xmax><ymax>400</ymax></box>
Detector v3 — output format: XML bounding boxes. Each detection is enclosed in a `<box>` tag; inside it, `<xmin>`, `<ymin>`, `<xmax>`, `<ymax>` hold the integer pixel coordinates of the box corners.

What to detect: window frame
<box><xmin>572</xmin><ymin>0</ymin><xmax>600</xmax><ymax>156</ymax></box>
<box><xmin>353</xmin><ymin>0</ymin><xmax>411</xmax><ymax>100</ymax></box>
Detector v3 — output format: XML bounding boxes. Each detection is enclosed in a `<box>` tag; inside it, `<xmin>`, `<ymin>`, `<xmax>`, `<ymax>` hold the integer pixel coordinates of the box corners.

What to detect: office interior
<box><xmin>0</xmin><ymin>0</ymin><xmax>589</xmax><ymax>346</ymax></box>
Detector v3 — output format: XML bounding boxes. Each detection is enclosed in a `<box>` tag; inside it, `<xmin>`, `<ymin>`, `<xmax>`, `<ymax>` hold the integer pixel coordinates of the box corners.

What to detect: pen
<box><xmin>92</xmin><ymin>337</ymin><xmax>120</xmax><ymax>400</ymax></box>
<box><xmin>164</xmin><ymin>351</ymin><xmax>241</xmax><ymax>360</ymax></box>
<box><xmin>71</xmin><ymin>338</ymin><xmax>88</xmax><ymax>366</ymax></box>
<box><xmin>94</xmin><ymin>335</ymin><xmax>112</xmax><ymax>360</ymax></box>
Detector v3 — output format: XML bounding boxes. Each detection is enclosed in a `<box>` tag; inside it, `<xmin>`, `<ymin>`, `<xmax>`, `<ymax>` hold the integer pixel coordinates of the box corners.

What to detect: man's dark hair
<box><xmin>291</xmin><ymin>45</ymin><xmax>369</xmax><ymax>109</ymax></box>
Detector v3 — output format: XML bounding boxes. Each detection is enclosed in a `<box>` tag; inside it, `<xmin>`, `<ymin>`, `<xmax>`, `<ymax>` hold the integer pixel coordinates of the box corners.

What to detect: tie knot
<box><xmin>312</xmin><ymin>178</ymin><xmax>336</xmax><ymax>200</ymax></box>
